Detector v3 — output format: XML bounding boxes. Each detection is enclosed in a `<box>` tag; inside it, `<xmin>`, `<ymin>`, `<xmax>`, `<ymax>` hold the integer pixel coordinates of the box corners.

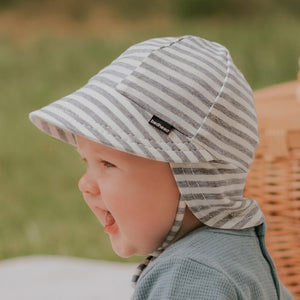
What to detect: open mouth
<box><xmin>104</xmin><ymin>211</ymin><xmax>118</xmax><ymax>234</ymax></box>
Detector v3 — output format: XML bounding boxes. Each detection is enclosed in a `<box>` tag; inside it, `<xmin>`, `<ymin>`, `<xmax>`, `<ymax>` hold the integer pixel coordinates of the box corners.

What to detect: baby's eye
<box><xmin>102</xmin><ymin>161</ymin><xmax>115</xmax><ymax>168</ymax></box>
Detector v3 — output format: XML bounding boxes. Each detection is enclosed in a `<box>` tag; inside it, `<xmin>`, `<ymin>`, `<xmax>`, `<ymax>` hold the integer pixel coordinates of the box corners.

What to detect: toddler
<box><xmin>30</xmin><ymin>35</ymin><xmax>293</xmax><ymax>299</ymax></box>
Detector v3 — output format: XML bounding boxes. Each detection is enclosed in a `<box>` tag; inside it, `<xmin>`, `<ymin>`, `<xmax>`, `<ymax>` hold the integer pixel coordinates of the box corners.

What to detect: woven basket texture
<box><xmin>244</xmin><ymin>81</ymin><xmax>300</xmax><ymax>298</ymax></box>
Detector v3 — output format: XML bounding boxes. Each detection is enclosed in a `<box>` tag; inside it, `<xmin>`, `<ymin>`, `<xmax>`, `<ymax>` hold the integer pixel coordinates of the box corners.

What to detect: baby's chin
<box><xmin>111</xmin><ymin>243</ymin><xmax>135</xmax><ymax>258</ymax></box>
<box><xmin>110</xmin><ymin>238</ymin><xmax>156</xmax><ymax>258</ymax></box>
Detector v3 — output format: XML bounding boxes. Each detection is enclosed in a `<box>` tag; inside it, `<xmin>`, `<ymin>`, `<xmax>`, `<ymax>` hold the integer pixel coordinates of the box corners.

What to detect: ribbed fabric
<box><xmin>132</xmin><ymin>224</ymin><xmax>293</xmax><ymax>300</ymax></box>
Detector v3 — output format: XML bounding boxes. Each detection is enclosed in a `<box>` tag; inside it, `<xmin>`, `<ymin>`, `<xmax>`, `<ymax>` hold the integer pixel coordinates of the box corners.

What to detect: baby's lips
<box><xmin>104</xmin><ymin>211</ymin><xmax>118</xmax><ymax>234</ymax></box>
<box><xmin>93</xmin><ymin>207</ymin><xmax>108</xmax><ymax>226</ymax></box>
<box><xmin>105</xmin><ymin>211</ymin><xmax>115</xmax><ymax>226</ymax></box>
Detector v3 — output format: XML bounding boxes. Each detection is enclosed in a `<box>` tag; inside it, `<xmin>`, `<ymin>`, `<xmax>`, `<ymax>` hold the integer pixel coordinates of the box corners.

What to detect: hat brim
<box><xmin>29</xmin><ymin>80</ymin><xmax>213</xmax><ymax>163</ymax></box>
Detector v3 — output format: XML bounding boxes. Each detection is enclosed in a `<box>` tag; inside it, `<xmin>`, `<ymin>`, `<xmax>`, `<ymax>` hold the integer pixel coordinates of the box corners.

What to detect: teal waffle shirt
<box><xmin>132</xmin><ymin>224</ymin><xmax>293</xmax><ymax>300</ymax></box>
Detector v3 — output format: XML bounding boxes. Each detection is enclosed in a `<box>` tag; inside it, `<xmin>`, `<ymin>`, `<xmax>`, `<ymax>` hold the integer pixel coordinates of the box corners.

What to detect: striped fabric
<box><xmin>29</xmin><ymin>35</ymin><xmax>265</xmax><ymax>285</ymax></box>
<box><xmin>171</xmin><ymin>162</ymin><xmax>264</xmax><ymax>229</ymax></box>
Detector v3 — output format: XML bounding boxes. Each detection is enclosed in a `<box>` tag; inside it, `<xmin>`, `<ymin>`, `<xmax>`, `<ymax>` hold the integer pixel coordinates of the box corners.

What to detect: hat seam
<box><xmin>195</xmin><ymin>49</ymin><xmax>231</xmax><ymax>138</ymax></box>
<box><xmin>158</xmin><ymin>36</ymin><xmax>187</xmax><ymax>51</ymax></box>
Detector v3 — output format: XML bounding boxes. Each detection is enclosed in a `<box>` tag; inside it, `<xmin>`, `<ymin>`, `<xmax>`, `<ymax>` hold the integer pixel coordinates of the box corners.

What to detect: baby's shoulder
<box><xmin>142</xmin><ymin>226</ymin><xmax>260</xmax><ymax>285</ymax></box>
<box><xmin>134</xmin><ymin>226</ymin><xmax>281</xmax><ymax>300</ymax></box>
<box><xmin>163</xmin><ymin>226</ymin><xmax>259</xmax><ymax>263</ymax></box>
<box><xmin>135</xmin><ymin>249</ymin><xmax>238</xmax><ymax>300</ymax></box>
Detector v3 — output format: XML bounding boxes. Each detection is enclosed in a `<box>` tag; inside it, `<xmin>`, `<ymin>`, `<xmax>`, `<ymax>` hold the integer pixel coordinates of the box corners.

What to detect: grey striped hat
<box><xmin>29</xmin><ymin>35</ymin><xmax>264</xmax><ymax>233</ymax></box>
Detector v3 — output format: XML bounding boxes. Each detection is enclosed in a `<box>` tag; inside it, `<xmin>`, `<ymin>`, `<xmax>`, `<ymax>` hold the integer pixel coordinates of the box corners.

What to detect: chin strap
<box><xmin>131</xmin><ymin>201</ymin><xmax>186</xmax><ymax>288</ymax></box>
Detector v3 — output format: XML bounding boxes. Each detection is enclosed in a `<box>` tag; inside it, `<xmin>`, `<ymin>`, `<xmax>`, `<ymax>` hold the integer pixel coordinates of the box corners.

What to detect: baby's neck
<box><xmin>171</xmin><ymin>207</ymin><xmax>204</xmax><ymax>245</ymax></box>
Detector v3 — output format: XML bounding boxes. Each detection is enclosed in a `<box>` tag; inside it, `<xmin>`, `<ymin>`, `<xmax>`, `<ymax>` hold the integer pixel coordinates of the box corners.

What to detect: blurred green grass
<box><xmin>1</xmin><ymin>15</ymin><xmax>299</xmax><ymax>262</ymax></box>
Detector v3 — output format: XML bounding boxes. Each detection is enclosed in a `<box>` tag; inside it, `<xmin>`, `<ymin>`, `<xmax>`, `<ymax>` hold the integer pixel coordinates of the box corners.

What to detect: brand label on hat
<box><xmin>149</xmin><ymin>115</ymin><xmax>173</xmax><ymax>134</ymax></box>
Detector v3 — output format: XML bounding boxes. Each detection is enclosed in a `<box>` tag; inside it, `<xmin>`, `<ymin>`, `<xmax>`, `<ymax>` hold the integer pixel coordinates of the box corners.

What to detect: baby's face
<box><xmin>76</xmin><ymin>136</ymin><xmax>180</xmax><ymax>258</ymax></box>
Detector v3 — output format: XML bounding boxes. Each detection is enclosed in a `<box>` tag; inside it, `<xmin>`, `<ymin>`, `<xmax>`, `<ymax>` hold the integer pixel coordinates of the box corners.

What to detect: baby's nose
<box><xmin>78</xmin><ymin>174</ymin><xmax>100</xmax><ymax>195</ymax></box>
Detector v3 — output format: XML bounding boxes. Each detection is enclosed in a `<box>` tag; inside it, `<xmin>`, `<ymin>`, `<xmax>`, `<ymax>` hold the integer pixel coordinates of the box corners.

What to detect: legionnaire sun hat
<box><xmin>30</xmin><ymin>35</ymin><xmax>265</xmax><ymax>232</ymax></box>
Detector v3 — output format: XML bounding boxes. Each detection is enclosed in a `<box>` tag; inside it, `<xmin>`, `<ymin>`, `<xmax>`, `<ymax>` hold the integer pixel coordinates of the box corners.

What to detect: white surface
<box><xmin>0</xmin><ymin>256</ymin><xmax>136</xmax><ymax>300</ymax></box>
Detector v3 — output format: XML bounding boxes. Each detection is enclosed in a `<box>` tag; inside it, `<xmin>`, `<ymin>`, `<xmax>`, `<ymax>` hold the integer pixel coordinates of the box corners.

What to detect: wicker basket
<box><xmin>244</xmin><ymin>80</ymin><xmax>300</xmax><ymax>298</ymax></box>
